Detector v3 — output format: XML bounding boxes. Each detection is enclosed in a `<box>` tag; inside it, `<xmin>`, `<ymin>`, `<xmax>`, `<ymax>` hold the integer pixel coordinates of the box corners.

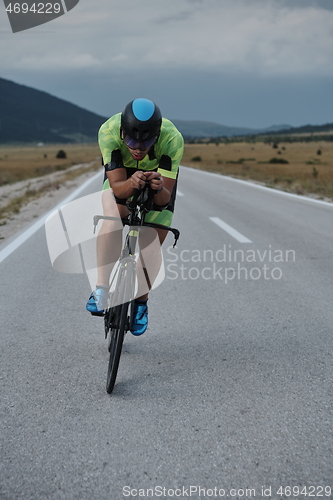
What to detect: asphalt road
<box><xmin>1</xmin><ymin>166</ymin><xmax>332</xmax><ymax>500</ymax></box>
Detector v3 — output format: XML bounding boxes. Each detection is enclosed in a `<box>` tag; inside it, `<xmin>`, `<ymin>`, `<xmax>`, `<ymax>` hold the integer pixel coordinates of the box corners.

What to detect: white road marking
<box><xmin>209</xmin><ymin>217</ymin><xmax>252</xmax><ymax>243</ymax></box>
<box><xmin>0</xmin><ymin>171</ymin><xmax>102</xmax><ymax>265</ymax></box>
<box><xmin>177</xmin><ymin>190</ymin><xmax>184</xmax><ymax>196</ymax></box>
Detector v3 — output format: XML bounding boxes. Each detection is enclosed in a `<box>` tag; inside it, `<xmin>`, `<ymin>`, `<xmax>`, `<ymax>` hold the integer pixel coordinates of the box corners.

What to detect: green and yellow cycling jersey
<box><xmin>98</xmin><ymin>113</ymin><xmax>184</xmax><ymax>180</ymax></box>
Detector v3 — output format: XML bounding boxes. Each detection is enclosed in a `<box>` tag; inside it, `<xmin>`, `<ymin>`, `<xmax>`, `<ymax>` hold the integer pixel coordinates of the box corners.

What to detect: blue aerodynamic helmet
<box><xmin>121</xmin><ymin>98</ymin><xmax>162</xmax><ymax>142</ymax></box>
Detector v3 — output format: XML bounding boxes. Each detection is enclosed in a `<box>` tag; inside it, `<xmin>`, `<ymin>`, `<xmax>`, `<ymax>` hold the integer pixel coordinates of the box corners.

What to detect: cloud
<box><xmin>11</xmin><ymin>52</ymin><xmax>103</xmax><ymax>70</ymax></box>
<box><xmin>1</xmin><ymin>0</ymin><xmax>332</xmax><ymax>77</ymax></box>
<box><xmin>277</xmin><ymin>0</ymin><xmax>333</xmax><ymax>10</ymax></box>
<box><xmin>134</xmin><ymin>1</ymin><xmax>333</xmax><ymax>76</ymax></box>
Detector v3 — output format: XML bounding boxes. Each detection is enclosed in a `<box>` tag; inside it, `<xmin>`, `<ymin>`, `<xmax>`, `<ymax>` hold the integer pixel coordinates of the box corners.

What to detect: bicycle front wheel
<box><xmin>106</xmin><ymin>261</ymin><xmax>136</xmax><ymax>394</ymax></box>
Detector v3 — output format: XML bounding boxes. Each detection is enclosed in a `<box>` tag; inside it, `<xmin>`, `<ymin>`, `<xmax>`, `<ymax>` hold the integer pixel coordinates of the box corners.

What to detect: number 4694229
<box><xmin>5</xmin><ymin>3</ymin><xmax>61</xmax><ymax>14</ymax></box>
<box><xmin>276</xmin><ymin>485</ymin><xmax>331</xmax><ymax>497</ymax></box>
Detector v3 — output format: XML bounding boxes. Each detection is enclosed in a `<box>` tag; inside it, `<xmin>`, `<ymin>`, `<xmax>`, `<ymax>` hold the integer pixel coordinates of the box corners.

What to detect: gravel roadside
<box><xmin>0</xmin><ymin>161</ymin><xmax>102</xmax><ymax>242</ymax></box>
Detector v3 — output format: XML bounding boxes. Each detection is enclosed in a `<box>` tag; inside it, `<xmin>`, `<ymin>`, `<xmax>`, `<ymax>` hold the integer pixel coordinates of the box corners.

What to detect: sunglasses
<box><xmin>123</xmin><ymin>134</ymin><xmax>157</xmax><ymax>151</ymax></box>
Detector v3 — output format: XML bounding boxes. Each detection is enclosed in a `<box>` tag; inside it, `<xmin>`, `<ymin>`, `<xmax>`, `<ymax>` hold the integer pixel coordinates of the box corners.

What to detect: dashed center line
<box><xmin>209</xmin><ymin>217</ymin><xmax>252</xmax><ymax>243</ymax></box>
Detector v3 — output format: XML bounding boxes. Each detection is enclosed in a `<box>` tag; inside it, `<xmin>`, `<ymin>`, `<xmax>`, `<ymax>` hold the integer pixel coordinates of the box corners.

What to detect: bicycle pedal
<box><xmin>90</xmin><ymin>311</ymin><xmax>104</xmax><ymax>317</ymax></box>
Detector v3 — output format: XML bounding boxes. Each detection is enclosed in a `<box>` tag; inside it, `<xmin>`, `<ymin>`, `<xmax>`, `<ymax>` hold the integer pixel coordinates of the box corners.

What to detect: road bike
<box><xmin>93</xmin><ymin>182</ymin><xmax>180</xmax><ymax>394</ymax></box>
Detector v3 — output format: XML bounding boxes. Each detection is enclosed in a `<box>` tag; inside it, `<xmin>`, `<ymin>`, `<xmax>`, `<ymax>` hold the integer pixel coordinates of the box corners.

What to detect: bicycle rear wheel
<box><xmin>106</xmin><ymin>261</ymin><xmax>136</xmax><ymax>394</ymax></box>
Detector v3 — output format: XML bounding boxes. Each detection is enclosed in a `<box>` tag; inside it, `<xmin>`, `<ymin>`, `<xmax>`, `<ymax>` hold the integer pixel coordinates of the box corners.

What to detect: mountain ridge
<box><xmin>0</xmin><ymin>77</ymin><xmax>331</xmax><ymax>143</ymax></box>
<box><xmin>0</xmin><ymin>77</ymin><xmax>107</xmax><ymax>144</ymax></box>
<box><xmin>170</xmin><ymin>119</ymin><xmax>292</xmax><ymax>138</ymax></box>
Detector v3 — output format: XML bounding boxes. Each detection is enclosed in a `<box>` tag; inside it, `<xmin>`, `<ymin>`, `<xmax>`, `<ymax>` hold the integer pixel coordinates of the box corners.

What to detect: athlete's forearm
<box><xmin>153</xmin><ymin>187</ymin><xmax>171</xmax><ymax>207</ymax></box>
<box><xmin>110</xmin><ymin>178</ymin><xmax>135</xmax><ymax>200</ymax></box>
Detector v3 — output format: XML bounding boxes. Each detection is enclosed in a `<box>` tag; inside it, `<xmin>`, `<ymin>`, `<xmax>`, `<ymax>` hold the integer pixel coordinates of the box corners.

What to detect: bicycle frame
<box><xmin>93</xmin><ymin>183</ymin><xmax>180</xmax><ymax>317</ymax></box>
<box><xmin>93</xmin><ymin>182</ymin><xmax>180</xmax><ymax>393</ymax></box>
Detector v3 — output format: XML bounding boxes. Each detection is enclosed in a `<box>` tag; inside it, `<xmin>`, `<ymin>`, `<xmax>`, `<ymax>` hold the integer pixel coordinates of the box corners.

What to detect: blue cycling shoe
<box><xmin>86</xmin><ymin>286</ymin><xmax>109</xmax><ymax>316</ymax></box>
<box><xmin>131</xmin><ymin>300</ymin><xmax>148</xmax><ymax>336</ymax></box>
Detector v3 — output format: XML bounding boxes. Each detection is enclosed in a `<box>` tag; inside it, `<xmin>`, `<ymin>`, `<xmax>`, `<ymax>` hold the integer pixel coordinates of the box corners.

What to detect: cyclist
<box><xmin>86</xmin><ymin>98</ymin><xmax>184</xmax><ymax>335</ymax></box>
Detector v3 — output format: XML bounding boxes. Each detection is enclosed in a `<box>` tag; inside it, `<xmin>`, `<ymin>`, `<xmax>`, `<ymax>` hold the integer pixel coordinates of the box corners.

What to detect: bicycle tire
<box><xmin>106</xmin><ymin>261</ymin><xmax>136</xmax><ymax>394</ymax></box>
<box><xmin>106</xmin><ymin>302</ymin><xmax>128</xmax><ymax>393</ymax></box>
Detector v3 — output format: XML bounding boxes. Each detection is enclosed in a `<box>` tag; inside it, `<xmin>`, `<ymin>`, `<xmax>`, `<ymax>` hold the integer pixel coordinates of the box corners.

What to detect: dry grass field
<box><xmin>0</xmin><ymin>143</ymin><xmax>100</xmax><ymax>185</ymax></box>
<box><xmin>182</xmin><ymin>140</ymin><xmax>333</xmax><ymax>199</ymax></box>
<box><xmin>0</xmin><ymin>143</ymin><xmax>101</xmax><ymax>223</ymax></box>
<box><xmin>0</xmin><ymin>139</ymin><xmax>332</xmax><ymax>226</ymax></box>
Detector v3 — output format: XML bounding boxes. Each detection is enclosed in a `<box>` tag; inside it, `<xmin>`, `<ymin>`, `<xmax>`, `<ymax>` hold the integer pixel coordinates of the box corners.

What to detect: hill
<box><xmin>266</xmin><ymin>123</ymin><xmax>333</xmax><ymax>136</ymax></box>
<box><xmin>0</xmin><ymin>77</ymin><xmax>107</xmax><ymax>144</ymax></box>
<box><xmin>0</xmin><ymin>77</ymin><xmax>291</xmax><ymax>143</ymax></box>
<box><xmin>171</xmin><ymin>120</ymin><xmax>333</xmax><ymax>139</ymax></box>
<box><xmin>0</xmin><ymin>77</ymin><xmax>331</xmax><ymax>143</ymax></box>
<box><xmin>171</xmin><ymin>120</ymin><xmax>291</xmax><ymax>138</ymax></box>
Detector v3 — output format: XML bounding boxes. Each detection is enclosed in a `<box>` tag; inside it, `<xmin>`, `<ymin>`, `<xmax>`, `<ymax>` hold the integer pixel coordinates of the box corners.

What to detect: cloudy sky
<box><xmin>1</xmin><ymin>0</ymin><xmax>333</xmax><ymax>128</ymax></box>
